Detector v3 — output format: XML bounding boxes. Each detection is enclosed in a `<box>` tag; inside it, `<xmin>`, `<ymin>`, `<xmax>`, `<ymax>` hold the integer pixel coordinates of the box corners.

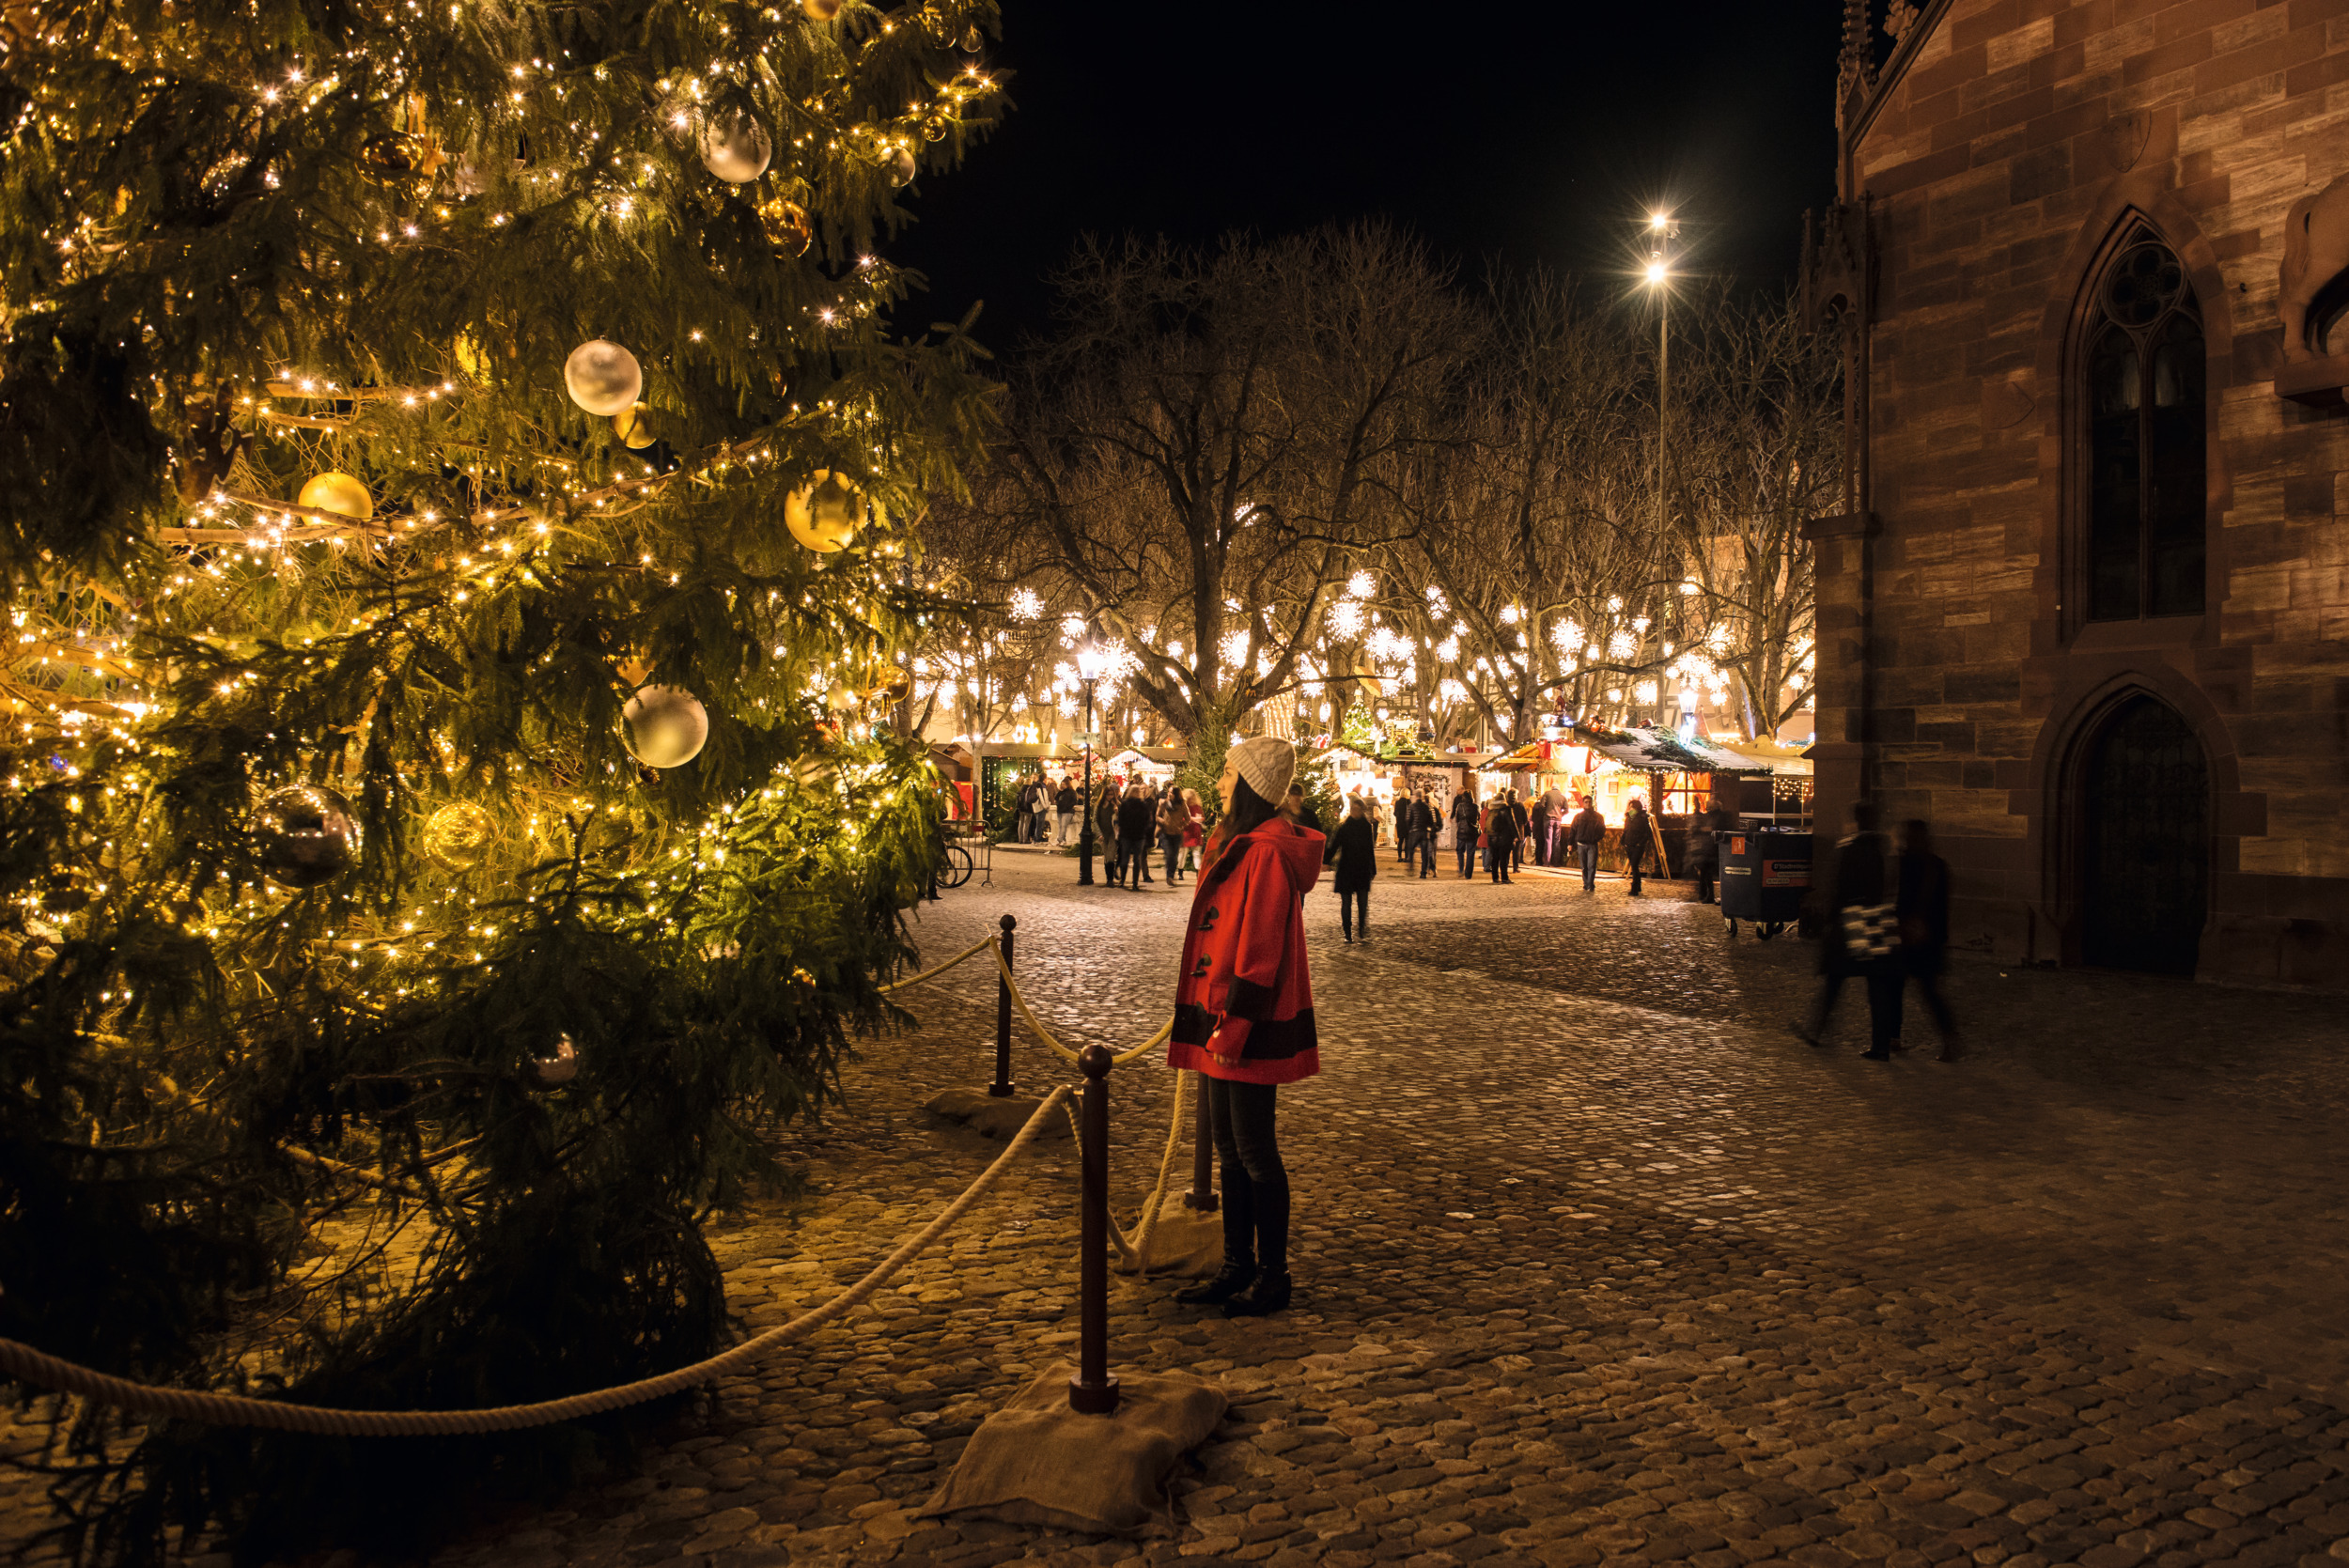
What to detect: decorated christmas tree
<box><xmin>0</xmin><ymin>0</ymin><xmax>1000</xmax><ymax>1558</ymax></box>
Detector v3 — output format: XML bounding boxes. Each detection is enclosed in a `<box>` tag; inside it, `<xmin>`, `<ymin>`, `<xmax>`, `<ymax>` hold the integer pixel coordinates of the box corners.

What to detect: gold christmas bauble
<box><xmin>785</xmin><ymin>470</ymin><xmax>877</xmax><ymax>553</ymax></box>
<box><xmin>802</xmin><ymin>0</ymin><xmax>843</xmax><ymax>19</ymax></box>
<box><xmin>298</xmin><ymin>471</ymin><xmax>373</xmax><ymax>521</ymax></box>
<box><xmin>882</xmin><ymin>147</ymin><xmax>917</xmax><ymax>189</ymax></box>
<box><xmin>698</xmin><ymin>111</ymin><xmax>772</xmax><ymax>184</ymax></box>
<box><xmin>564</xmin><ymin>338</ymin><xmax>643</xmax><ymax>417</ymax></box>
<box><xmin>613</xmin><ymin>401</ymin><xmax>657</xmax><ymax>449</ymax></box>
<box><xmin>422</xmin><ymin>801</ymin><xmax>495</xmax><ymax>868</ymax></box>
<box><xmin>756</xmin><ymin>193</ymin><xmax>814</xmax><ymax>258</ymax></box>
<box><xmin>621</xmin><ymin>685</ymin><xmax>710</xmax><ymax>769</ymax></box>
<box><xmin>867</xmin><ymin>669</ymin><xmax>912</xmax><ymax>706</ymax></box>
<box><xmin>249</xmin><ymin>785</ymin><xmax>361</xmax><ymax>889</ymax></box>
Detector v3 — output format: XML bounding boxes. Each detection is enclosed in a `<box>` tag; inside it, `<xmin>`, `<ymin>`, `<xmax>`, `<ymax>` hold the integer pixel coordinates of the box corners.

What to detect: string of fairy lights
<box><xmin>0</xmin><ymin>1</ymin><xmax>1003</xmax><ymax>1028</ymax></box>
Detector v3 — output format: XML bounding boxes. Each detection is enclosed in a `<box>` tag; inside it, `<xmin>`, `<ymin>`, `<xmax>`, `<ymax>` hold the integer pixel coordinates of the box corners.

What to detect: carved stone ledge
<box><xmin>2276</xmin><ymin>352</ymin><xmax>2349</xmax><ymax>409</ymax></box>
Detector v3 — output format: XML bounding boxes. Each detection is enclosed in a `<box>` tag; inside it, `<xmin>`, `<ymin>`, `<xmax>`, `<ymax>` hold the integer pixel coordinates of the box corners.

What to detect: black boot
<box><xmin>1222</xmin><ymin>1269</ymin><xmax>1292</xmax><ymax>1317</ymax></box>
<box><xmin>1175</xmin><ymin>1261</ymin><xmax>1254</xmax><ymax>1305</ymax></box>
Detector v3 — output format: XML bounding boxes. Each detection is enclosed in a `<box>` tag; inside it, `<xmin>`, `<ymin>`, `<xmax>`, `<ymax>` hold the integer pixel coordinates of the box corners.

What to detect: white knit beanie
<box><xmin>1231</xmin><ymin>736</ymin><xmax>1296</xmax><ymax>806</ymax></box>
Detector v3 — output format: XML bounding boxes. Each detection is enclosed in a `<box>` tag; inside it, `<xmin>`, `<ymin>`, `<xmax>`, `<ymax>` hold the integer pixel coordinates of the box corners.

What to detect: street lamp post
<box><xmin>1076</xmin><ymin>643</ymin><xmax>1106</xmax><ymax>886</ymax></box>
<box><xmin>1645</xmin><ymin>211</ymin><xmax>1680</xmax><ymax>543</ymax></box>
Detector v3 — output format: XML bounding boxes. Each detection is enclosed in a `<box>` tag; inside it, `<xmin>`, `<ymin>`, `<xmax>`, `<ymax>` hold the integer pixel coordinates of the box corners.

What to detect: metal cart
<box><xmin>1719</xmin><ymin>827</ymin><xmax>1812</xmax><ymax>941</ymax></box>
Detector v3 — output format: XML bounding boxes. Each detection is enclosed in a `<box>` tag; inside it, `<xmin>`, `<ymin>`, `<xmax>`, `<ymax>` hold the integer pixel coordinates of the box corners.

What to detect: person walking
<box><xmin>1484</xmin><ymin>793</ymin><xmax>1518</xmax><ymax>884</ymax></box>
<box><xmin>1451</xmin><ymin>785</ymin><xmax>1479</xmax><ymax>878</ymax></box>
<box><xmin>1897</xmin><ymin>818</ymin><xmax>1963</xmax><ymax>1061</ymax></box>
<box><xmin>1157</xmin><ymin>784</ymin><xmax>1189</xmax><ymax>886</ymax></box>
<box><xmin>1792</xmin><ymin>800</ymin><xmax>1904</xmax><ymax>1060</ymax></box>
<box><xmin>1096</xmin><ymin>781</ymin><xmax>1123</xmax><ymax>883</ymax></box>
<box><xmin>1116</xmin><ymin>781</ymin><xmax>1158</xmax><ymax>887</ymax></box>
<box><xmin>1054</xmin><ymin>776</ymin><xmax>1078</xmax><ymax>846</ymax></box>
<box><xmin>1324</xmin><ymin>793</ymin><xmax>1377</xmax><ymax>943</ymax></box>
<box><xmin>1621</xmin><ymin>796</ymin><xmax>1657</xmax><ymax>896</ymax></box>
<box><xmin>1528</xmin><ymin>794</ymin><xmax>1551</xmax><ymax>875</ymax></box>
<box><xmin>1169</xmin><ymin>737</ymin><xmax>1323</xmax><ymax>1317</ymax></box>
<box><xmin>1540</xmin><ymin>783</ymin><xmax>1569</xmax><ymax>865</ymax></box>
<box><xmin>1410</xmin><ymin>788</ymin><xmax>1438</xmax><ymax>878</ymax></box>
<box><xmin>1568</xmin><ymin>793</ymin><xmax>1605</xmax><ymax>892</ymax></box>
<box><xmin>1180</xmin><ymin>786</ymin><xmax>1206</xmax><ymax>874</ymax></box>
<box><xmin>1506</xmin><ymin>789</ymin><xmax>1530</xmax><ymax>874</ymax></box>
<box><xmin>1283</xmin><ymin>782</ymin><xmax>1322</xmax><ymax>835</ymax></box>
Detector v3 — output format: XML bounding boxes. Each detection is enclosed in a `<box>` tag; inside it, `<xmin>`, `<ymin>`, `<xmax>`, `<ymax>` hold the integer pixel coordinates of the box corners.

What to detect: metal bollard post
<box><xmin>1184</xmin><ymin>1072</ymin><xmax>1218</xmax><ymax>1212</ymax></box>
<box><xmin>1068</xmin><ymin>1043</ymin><xmax>1122</xmax><ymax>1416</ymax></box>
<box><xmin>988</xmin><ymin>914</ymin><xmax>1016</xmax><ymax>1098</ymax></box>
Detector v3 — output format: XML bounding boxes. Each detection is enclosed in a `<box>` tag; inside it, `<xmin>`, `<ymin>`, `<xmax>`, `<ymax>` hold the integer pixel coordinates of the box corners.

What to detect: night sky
<box><xmin>890</xmin><ymin>1</ymin><xmax>1847</xmax><ymax>351</ymax></box>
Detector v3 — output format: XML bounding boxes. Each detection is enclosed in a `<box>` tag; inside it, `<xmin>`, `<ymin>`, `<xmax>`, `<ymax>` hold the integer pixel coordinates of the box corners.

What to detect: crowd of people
<box><xmin>1004</xmin><ymin>770</ymin><xmax>1209</xmax><ymax>888</ymax></box>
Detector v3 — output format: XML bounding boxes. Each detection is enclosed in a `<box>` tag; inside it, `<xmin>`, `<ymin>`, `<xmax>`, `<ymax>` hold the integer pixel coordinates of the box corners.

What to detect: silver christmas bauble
<box><xmin>533</xmin><ymin>1033</ymin><xmax>579</xmax><ymax>1086</ymax></box>
<box><xmin>883</xmin><ymin>147</ymin><xmax>917</xmax><ymax>189</ymax></box>
<box><xmin>563</xmin><ymin>339</ymin><xmax>643</xmax><ymax>417</ymax></box>
<box><xmin>250</xmin><ymin>784</ymin><xmax>361</xmax><ymax>889</ymax></box>
<box><xmin>621</xmin><ymin>685</ymin><xmax>709</xmax><ymax>769</ymax></box>
<box><xmin>698</xmin><ymin>112</ymin><xmax>772</xmax><ymax>183</ymax></box>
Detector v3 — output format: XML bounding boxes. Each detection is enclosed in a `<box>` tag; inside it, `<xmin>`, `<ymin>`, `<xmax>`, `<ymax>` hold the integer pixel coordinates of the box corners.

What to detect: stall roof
<box><xmin>1495</xmin><ymin>726</ymin><xmax>1816</xmax><ymax>776</ymax></box>
<box><xmin>1106</xmin><ymin>746</ymin><xmax>1190</xmax><ymax>768</ymax></box>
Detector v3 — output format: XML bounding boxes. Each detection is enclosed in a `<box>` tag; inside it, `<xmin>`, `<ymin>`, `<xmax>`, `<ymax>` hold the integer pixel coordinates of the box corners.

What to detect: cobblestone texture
<box><xmin>9</xmin><ymin>851</ymin><xmax>2349</xmax><ymax>1567</ymax></box>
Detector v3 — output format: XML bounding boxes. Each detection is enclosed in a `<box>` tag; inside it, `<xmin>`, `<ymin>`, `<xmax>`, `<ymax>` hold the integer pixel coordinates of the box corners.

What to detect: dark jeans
<box><xmin>1206</xmin><ymin>1078</ymin><xmax>1288</xmax><ymax>1275</ymax></box>
<box><xmin>1338</xmin><ymin>887</ymin><xmax>1367</xmax><ymax>938</ymax></box>
<box><xmin>1808</xmin><ymin>957</ymin><xmax>1904</xmax><ymax>1053</ymax></box>
<box><xmin>1626</xmin><ymin>846</ymin><xmax>1647</xmax><ymax>894</ymax></box>
<box><xmin>1905</xmin><ymin>949</ymin><xmax>1957</xmax><ymax>1044</ymax></box>
<box><xmin>1413</xmin><ymin>832</ymin><xmax>1436</xmax><ymax>877</ymax></box>
<box><xmin>1455</xmin><ymin>835</ymin><xmax>1476</xmax><ymax>877</ymax></box>
<box><xmin>1694</xmin><ymin>855</ymin><xmax>1718</xmax><ymax>905</ymax></box>
<box><xmin>1488</xmin><ymin>841</ymin><xmax>1516</xmax><ymax>882</ymax></box>
<box><xmin>1159</xmin><ymin>831</ymin><xmax>1183</xmax><ymax>882</ymax></box>
<box><xmin>1116</xmin><ymin>832</ymin><xmax>1151</xmax><ymax>883</ymax></box>
<box><xmin>1576</xmin><ymin>842</ymin><xmax>1598</xmax><ymax>890</ymax></box>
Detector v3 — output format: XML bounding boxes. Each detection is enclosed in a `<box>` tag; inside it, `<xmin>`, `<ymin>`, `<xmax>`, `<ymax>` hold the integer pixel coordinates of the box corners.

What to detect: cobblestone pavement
<box><xmin>13</xmin><ymin>849</ymin><xmax>2349</xmax><ymax>1568</ymax></box>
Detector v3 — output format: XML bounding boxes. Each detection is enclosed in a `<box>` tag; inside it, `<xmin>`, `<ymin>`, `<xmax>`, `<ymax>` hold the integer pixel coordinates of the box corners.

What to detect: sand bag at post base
<box><xmin>918</xmin><ymin>1362</ymin><xmax>1227</xmax><ymax>1534</ymax></box>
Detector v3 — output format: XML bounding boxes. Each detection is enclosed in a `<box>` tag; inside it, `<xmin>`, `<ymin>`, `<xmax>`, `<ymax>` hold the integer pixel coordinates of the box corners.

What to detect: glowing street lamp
<box><xmin>1076</xmin><ymin>641</ymin><xmax>1108</xmax><ymax>886</ymax></box>
<box><xmin>1643</xmin><ymin>210</ymin><xmax>1682</xmax><ymax>549</ymax></box>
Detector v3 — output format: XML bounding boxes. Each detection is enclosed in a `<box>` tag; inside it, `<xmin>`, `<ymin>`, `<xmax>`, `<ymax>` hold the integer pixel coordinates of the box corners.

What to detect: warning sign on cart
<box><xmin>1762</xmin><ymin>860</ymin><xmax>1810</xmax><ymax>889</ymax></box>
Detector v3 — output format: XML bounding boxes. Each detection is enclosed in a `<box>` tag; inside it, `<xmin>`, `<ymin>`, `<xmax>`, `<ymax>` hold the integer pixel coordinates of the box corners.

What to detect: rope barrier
<box><xmin>988</xmin><ymin>942</ymin><xmax>1171</xmax><ymax>1066</ymax></box>
<box><xmin>0</xmin><ymin>1089</ymin><xmax>1075</xmax><ymax>1436</ymax></box>
<box><xmin>874</xmin><ymin>933</ymin><xmax>1001</xmax><ymax>995</ymax></box>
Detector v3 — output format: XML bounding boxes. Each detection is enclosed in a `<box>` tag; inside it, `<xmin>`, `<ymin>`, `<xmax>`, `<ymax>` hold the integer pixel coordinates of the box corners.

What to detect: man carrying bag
<box><xmin>1792</xmin><ymin>800</ymin><xmax>1903</xmax><ymax>1060</ymax></box>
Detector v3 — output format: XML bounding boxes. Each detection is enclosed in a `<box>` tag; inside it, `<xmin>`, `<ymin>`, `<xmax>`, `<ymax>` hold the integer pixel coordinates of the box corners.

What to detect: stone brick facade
<box><xmin>1811</xmin><ymin>0</ymin><xmax>2349</xmax><ymax>985</ymax></box>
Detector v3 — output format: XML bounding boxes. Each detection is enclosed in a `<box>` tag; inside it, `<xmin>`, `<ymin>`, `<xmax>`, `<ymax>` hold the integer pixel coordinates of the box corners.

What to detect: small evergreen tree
<box><xmin>0</xmin><ymin>0</ymin><xmax>1002</xmax><ymax>1558</ymax></box>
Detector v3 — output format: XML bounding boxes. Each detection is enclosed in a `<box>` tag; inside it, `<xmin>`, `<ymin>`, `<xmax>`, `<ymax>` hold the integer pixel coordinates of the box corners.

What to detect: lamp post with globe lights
<box><xmin>1076</xmin><ymin>641</ymin><xmax>1108</xmax><ymax>886</ymax></box>
<box><xmin>1644</xmin><ymin>210</ymin><xmax>1681</xmax><ymax>545</ymax></box>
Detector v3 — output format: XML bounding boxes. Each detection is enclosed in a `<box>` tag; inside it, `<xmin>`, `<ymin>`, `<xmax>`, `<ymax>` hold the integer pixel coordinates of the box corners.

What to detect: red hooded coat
<box><xmin>1167</xmin><ymin>818</ymin><xmax>1325</xmax><ymax>1085</ymax></box>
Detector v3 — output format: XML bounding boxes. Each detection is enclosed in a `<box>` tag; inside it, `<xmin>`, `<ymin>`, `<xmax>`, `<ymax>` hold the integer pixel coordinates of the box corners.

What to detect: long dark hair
<box><xmin>1201</xmin><ymin>778</ymin><xmax>1281</xmax><ymax>886</ymax></box>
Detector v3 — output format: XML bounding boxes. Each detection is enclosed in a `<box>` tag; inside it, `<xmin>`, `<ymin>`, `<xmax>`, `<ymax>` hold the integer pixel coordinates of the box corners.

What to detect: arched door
<box><xmin>2079</xmin><ymin>695</ymin><xmax>2208</xmax><ymax>975</ymax></box>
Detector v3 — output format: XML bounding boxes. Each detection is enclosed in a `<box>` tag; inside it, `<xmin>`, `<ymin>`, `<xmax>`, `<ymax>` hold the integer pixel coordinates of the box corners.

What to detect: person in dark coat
<box><xmin>1283</xmin><ymin>782</ymin><xmax>1322</xmax><ymax>834</ymax></box>
<box><xmin>1506</xmin><ymin>790</ymin><xmax>1531</xmax><ymax>873</ymax></box>
<box><xmin>1115</xmin><ymin>782</ymin><xmax>1158</xmax><ymax>888</ymax></box>
<box><xmin>1568</xmin><ymin>794</ymin><xmax>1606</xmax><ymax>892</ymax></box>
<box><xmin>1620</xmin><ymin>797</ymin><xmax>1657</xmax><ymax>896</ymax></box>
<box><xmin>1793</xmin><ymin>800</ymin><xmax>1903</xmax><ymax>1059</ymax></box>
<box><xmin>1413</xmin><ymin>788</ymin><xmax>1439</xmax><ymax>877</ymax></box>
<box><xmin>1897</xmin><ymin>818</ymin><xmax>1962</xmax><ymax>1061</ymax></box>
<box><xmin>1054</xmin><ymin>777</ymin><xmax>1079</xmax><ymax>846</ymax></box>
<box><xmin>1483</xmin><ymin>794</ymin><xmax>1518</xmax><ymax>884</ymax></box>
<box><xmin>1096</xmin><ymin>782</ymin><xmax>1124</xmax><ymax>883</ymax></box>
<box><xmin>1689</xmin><ymin>797</ymin><xmax>1736</xmax><ymax>905</ymax></box>
<box><xmin>1323</xmin><ymin>795</ymin><xmax>1378</xmax><ymax>942</ymax></box>
<box><xmin>1528</xmin><ymin>796</ymin><xmax>1552</xmax><ymax>875</ymax></box>
<box><xmin>1450</xmin><ymin>786</ymin><xmax>1479</xmax><ymax>878</ymax></box>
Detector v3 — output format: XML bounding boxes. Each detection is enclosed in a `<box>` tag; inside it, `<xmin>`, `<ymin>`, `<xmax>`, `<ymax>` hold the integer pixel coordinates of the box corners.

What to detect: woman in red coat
<box><xmin>1168</xmin><ymin>736</ymin><xmax>1323</xmax><ymax>1317</ymax></box>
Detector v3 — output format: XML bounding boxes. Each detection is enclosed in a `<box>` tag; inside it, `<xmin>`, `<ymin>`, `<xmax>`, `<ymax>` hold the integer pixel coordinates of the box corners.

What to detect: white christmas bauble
<box><xmin>698</xmin><ymin>113</ymin><xmax>772</xmax><ymax>183</ymax></box>
<box><xmin>564</xmin><ymin>339</ymin><xmax>643</xmax><ymax>417</ymax></box>
<box><xmin>621</xmin><ymin>685</ymin><xmax>709</xmax><ymax>769</ymax></box>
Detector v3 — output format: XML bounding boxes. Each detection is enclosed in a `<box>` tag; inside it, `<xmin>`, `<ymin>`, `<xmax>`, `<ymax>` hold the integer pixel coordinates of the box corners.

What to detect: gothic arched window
<box><xmin>2084</xmin><ymin>238</ymin><xmax>2205</xmax><ymax>622</ymax></box>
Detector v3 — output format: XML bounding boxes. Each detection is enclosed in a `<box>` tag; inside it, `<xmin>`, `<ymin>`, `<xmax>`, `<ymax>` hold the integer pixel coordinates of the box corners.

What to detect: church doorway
<box><xmin>2078</xmin><ymin>695</ymin><xmax>2208</xmax><ymax>976</ymax></box>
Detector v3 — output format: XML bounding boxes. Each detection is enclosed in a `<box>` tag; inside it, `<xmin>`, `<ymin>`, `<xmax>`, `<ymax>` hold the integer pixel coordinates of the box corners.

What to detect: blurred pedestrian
<box><xmin>1283</xmin><ymin>781</ymin><xmax>1322</xmax><ymax>834</ymax></box>
<box><xmin>1897</xmin><ymin>818</ymin><xmax>1963</xmax><ymax>1062</ymax></box>
<box><xmin>1055</xmin><ymin>776</ymin><xmax>1078</xmax><ymax>846</ymax></box>
<box><xmin>1793</xmin><ymin>800</ymin><xmax>1903</xmax><ymax>1060</ymax></box>
<box><xmin>1117</xmin><ymin>780</ymin><xmax>1158</xmax><ymax>888</ymax></box>
<box><xmin>1483</xmin><ymin>793</ymin><xmax>1518</xmax><ymax>884</ymax></box>
<box><xmin>1507</xmin><ymin>789</ymin><xmax>1530</xmax><ymax>873</ymax></box>
<box><xmin>1621</xmin><ymin>796</ymin><xmax>1657</xmax><ymax>896</ymax></box>
<box><xmin>1170</xmin><ymin>736</ymin><xmax>1322</xmax><ymax>1318</ymax></box>
<box><xmin>1689</xmin><ymin>794</ymin><xmax>1735</xmax><ymax>906</ymax></box>
<box><xmin>1325</xmin><ymin>794</ymin><xmax>1377</xmax><ymax>943</ymax></box>
<box><xmin>1181</xmin><ymin>786</ymin><xmax>1206</xmax><ymax>873</ymax></box>
<box><xmin>1528</xmin><ymin>794</ymin><xmax>1552</xmax><ymax>874</ymax></box>
<box><xmin>1096</xmin><ymin>781</ymin><xmax>1123</xmax><ymax>882</ymax></box>
<box><xmin>1409</xmin><ymin>787</ymin><xmax>1438</xmax><ymax>878</ymax></box>
<box><xmin>1157</xmin><ymin>783</ymin><xmax>1189</xmax><ymax>885</ymax></box>
<box><xmin>1569</xmin><ymin>793</ymin><xmax>1605</xmax><ymax>892</ymax></box>
<box><xmin>1540</xmin><ymin>782</ymin><xmax>1569</xmax><ymax>864</ymax></box>
<box><xmin>1451</xmin><ymin>784</ymin><xmax>1479</xmax><ymax>878</ymax></box>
